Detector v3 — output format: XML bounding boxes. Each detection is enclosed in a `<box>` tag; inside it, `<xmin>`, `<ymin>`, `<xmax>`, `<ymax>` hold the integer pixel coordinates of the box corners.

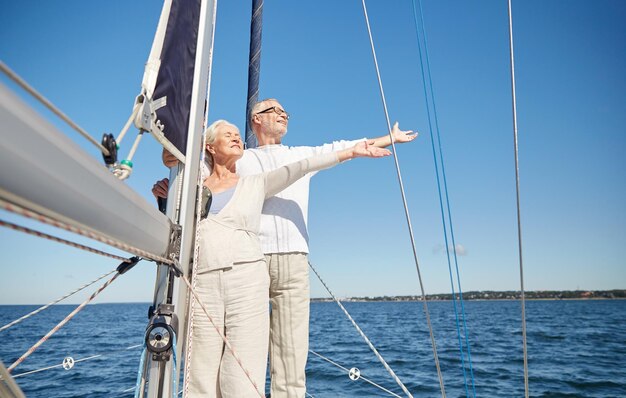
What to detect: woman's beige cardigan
<box><xmin>197</xmin><ymin>152</ymin><xmax>339</xmax><ymax>272</ymax></box>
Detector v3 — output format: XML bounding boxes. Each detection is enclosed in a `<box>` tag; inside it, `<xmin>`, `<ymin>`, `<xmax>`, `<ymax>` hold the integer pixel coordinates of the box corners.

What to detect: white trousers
<box><xmin>186</xmin><ymin>260</ymin><xmax>270</xmax><ymax>398</ymax></box>
<box><xmin>266</xmin><ymin>253</ymin><xmax>310</xmax><ymax>398</ymax></box>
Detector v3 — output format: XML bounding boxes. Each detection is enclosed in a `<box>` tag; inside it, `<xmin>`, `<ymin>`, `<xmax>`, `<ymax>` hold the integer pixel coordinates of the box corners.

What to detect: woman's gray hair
<box><xmin>203</xmin><ymin>119</ymin><xmax>239</xmax><ymax>172</ymax></box>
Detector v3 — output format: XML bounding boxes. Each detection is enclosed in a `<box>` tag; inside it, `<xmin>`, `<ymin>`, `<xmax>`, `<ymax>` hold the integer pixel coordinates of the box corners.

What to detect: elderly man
<box><xmin>154</xmin><ymin>98</ymin><xmax>416</xmax><ymax>397</ymax></box>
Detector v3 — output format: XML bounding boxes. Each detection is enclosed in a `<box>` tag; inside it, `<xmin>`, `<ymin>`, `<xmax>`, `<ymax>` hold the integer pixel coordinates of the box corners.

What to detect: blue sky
<box><xmin>0</xmin><ymin>0</ymin><xmax>624</xmax><ymax>305</ymax></box>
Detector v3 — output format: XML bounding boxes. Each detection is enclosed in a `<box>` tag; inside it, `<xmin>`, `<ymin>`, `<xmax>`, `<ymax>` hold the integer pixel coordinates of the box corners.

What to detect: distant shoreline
<box><xmin>311</xmin><ymin>297</ymin><xmax>626</xmax><ymax>303</ymax></box>
<box><xmin>3</xmin><ymin>290</ymin><xmax>624</xmax><ymax>306</ymax></box>
<box><xmin>311</xmin><ymin>289</ymin><xmax>626</xmax><ymax>302</ymax></box>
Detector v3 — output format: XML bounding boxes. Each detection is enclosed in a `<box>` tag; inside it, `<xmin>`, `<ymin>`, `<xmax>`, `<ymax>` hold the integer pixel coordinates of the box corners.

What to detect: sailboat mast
<box><xmin>141</xmin><ymin>0</ymin><xmax>218</xmax><ymax>397</ymax></box>
<box><xmin>244</xmin><ymin>0</ymin><xmax>264</xmax><ymax>149</ymax></box>
<box><xmin>170</xmin><ymin>0</ymin><xmax>218</xmax><ymax>393</ymax></box>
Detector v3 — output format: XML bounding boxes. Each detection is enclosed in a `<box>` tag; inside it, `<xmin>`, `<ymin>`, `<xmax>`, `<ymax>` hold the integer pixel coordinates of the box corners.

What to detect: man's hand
<box><xmin>369</xmin><ymin>122</ymin><xmax>418</xmax><ymax>148</ymax></box>
<box><xmin>152</xmin><ymin>178</ymin><xmax>169</xmax><ymax>199</ymax></box>
<box><xmin>391</xmin><ymin>122</ymin><xmax>418</xmax><ymax>143</ymax></box>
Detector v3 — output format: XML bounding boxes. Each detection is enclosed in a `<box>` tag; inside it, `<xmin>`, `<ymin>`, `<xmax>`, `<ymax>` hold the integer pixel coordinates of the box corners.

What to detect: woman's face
<box><xmin>207</xmin><ymin>124</ymin><xmax>243</xmax><ymax>162</ymax></box>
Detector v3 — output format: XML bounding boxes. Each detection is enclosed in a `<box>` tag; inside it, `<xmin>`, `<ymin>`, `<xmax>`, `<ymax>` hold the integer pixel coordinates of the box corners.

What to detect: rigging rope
<box><xmin>0</xmin><ymin>198</ymin><xmax>174</xmax><ymax>265</ymax></box>
<box><xmin>0</xmin><ymin>61</ymin><xmax>110</xmax><ymax>156</ymax></box>
<box><xmin>359</xmin><ymin>1</ymin><xmax>446</xmax><ymax>396</ymax></box>
<box><xmin>506</xmin><ymin>1</ymin><xmax>530</xmax><ymax>396</ymax></box>
<box><xmin>171</xmin><ymin>335</ymin><xmax>178</xmax><ymax>398</ymax></box>
<box><xmin>309</xmin><ymin>262</ymin><xmax>413</xmax><ymax>398</ymax></box>
<box><xmin>309</xmin><ymin>350</ymin><xmax>404</xmax><ymax>398</ymax></box>
<box><xmin>183</xmin><ymin>133</ymin><xmax>211</xmax><ymax>396</ymax></box>
<box><xmin>7</xmin><ymin>271</ymin><xmax>122</xmax><ymax>373</ymax></box>
<box><xmin>410</xmin><ymin>1</ymin><xmax>476</xmax><ymax>396</ymax></box>
<box><xmin>134</xmin><ymin>345</ymin><xmax>148</xmax><ymax>398</ymax></box>
<box><xmin>0</xmin><ymin>267</ymin><xmax>117</xmax><ymax>333</ymax></box>
<box><xmin>0</xmin><ymin>219</ymin><xmax>133</xmax><ymax>264</ymax></box>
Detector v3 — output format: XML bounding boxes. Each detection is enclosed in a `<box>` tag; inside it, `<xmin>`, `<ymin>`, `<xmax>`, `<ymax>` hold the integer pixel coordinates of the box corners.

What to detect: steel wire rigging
<box><xmin>506</xmin><ymin>0</ymin><xmax>530</xmax><ymax>396</ymax></box>
<box><xmin>308</xmin><ymin>349</ymin><xmax>405</xmax><ymax>398</ymax></box>
<box><xmin>410</xmin><ymin>0</ymin><xmax>476</xmax><ymax>395</ymax></box>
<box><xmin>360</xmin><ymin>0</ymin><xmax>446</xmax><ymax>395</ymax></box>
<box><xmin>0</xmin><ymin>264</ymin><xmax>117</xmax><ymax>334</ymax></box>
<box><xmin>7</xmin><ymin>261</ymin><xmax>138</xmax><ymax>373</ymax></box>
<box><xmin>10</xmin><ymin>344</ymin><xmax>143</xmax><ymax>379</ymax></box>
<box><xmin>0</xmin><ymin>61</ymin><xmax>110</xmax><ymax>156</ymax></box>
<box><xmin>309</xmin><ymin>261</ymin><xmax>414</xmax><ymax>397</ymax></box>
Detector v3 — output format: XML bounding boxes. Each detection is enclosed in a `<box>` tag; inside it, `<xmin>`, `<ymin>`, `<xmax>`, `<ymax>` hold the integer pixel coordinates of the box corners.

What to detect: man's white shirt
<box><xmin>234</xmin><ymin>140</ymin><xmax>362</xmax><ymax>254</ymax></box>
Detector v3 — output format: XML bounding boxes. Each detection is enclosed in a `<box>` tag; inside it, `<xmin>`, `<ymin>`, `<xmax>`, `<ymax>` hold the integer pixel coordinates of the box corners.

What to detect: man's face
<box><xmin>255</xmin><ymin>100</ymin><xmax>289</xmax><ymax>138</ymax></box>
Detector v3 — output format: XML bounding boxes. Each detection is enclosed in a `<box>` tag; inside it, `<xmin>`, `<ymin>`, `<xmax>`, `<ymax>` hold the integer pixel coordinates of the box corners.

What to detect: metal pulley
<box><xmin>145</xmin><ymin>304</ymin><xmax>178</xmax><ymax>361</ymax></box>
<box><xmin>101</xmin><ymin>133</ymin><xmax>118</xmax><ymax>166</ymax></box>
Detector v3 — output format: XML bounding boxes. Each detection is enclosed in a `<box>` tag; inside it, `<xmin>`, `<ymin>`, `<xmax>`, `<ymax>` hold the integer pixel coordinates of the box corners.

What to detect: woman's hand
<box><xmin>338</xmin><ymin>141</ymin><xmax>391</xmax><ymax>161</ymax></box>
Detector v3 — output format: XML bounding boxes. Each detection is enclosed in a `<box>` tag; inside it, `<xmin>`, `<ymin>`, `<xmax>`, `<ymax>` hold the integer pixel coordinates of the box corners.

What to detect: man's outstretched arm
<box><xmin>368</xmin><ymin>122</ymin><xmax>418</xmax><ymax>148</ymax></box>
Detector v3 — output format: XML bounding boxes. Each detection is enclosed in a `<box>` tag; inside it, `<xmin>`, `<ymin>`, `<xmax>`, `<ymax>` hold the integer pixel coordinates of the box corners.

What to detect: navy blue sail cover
<box><xmin>153</xmin><ymin>0</ymin><xmax>202</xmax><ymax>154</ymax></box>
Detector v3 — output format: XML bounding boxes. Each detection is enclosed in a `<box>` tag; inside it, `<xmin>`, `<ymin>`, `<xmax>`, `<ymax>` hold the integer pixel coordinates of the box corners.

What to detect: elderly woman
<box><xmin>186</xmin><ymin>119</ymin><xmax>390</xmax><ymax>397</ymax></box>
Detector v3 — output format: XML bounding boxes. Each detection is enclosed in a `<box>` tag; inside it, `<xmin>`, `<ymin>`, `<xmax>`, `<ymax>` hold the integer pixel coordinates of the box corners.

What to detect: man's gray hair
<box><xmin>249</xmin><ymin>98</ymin><xmax>280</xmax><ymax>126</ymax></box>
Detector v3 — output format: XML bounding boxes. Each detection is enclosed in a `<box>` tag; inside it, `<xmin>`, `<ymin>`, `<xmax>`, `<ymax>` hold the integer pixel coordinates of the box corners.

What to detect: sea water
<box><xmin>1</xmin><ymin>300</ymin><xmax>625</xmax><ymax>397</ymax></box>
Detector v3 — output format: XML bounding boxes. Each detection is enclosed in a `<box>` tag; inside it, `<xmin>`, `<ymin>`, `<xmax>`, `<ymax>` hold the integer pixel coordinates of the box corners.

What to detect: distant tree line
<box><xmin>312</xmin><ymin>289</ymin><xmax>626</xmax><ymax>302</ymax></box>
